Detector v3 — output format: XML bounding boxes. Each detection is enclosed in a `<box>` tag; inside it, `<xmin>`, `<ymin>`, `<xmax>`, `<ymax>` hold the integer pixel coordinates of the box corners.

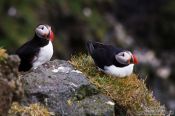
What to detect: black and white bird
<box><xmin>16</xmin><ymin>24</ymin><xmax>54</xmax><ymax>72</ymax></box>
<box><xmin>86</xmin><ymin>41</ymin><xmax>138</xmax><ymax>77</ymax></box>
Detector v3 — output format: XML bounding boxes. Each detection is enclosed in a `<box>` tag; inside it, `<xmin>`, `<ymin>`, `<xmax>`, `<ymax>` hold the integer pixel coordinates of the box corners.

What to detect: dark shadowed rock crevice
<box><xmin>21</xmin><ymin>60</ymin><xmax>115</xmax><ymax>116</ymax></box>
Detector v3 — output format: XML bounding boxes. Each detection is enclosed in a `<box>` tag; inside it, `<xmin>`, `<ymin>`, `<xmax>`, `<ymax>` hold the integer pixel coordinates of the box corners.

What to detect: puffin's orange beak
<box><xmin>49</xmin><ymin>30</ymin><xmax>54</xmax><ymax>41</ymax></box>
<box><xmin>128</xmin><ymin>54</ymin><xmax>138</xmax><ymax>64</ymax></box>
<box><xmin>131</xmin><ymin>55</ymin><xmax>138</xmax><ymax>64</ymax></box>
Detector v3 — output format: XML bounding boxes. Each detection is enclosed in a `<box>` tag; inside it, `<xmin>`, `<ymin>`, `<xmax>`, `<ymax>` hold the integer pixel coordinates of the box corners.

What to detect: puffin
<box><xmin>86</xmin><ymin>41</ymin><xmax>138</xmax><ymax>77</ymax></box>
<box><xmin>16</xmin><ymin>24</ymin><xmax>54</xmax><ymax>72</ymax></box>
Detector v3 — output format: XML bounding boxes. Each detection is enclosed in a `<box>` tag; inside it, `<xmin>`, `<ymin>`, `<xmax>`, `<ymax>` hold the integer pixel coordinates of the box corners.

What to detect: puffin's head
<box><xmin>115</xmin><ymin>51</ymin><xmax>138</xmax><ymax>65</ymax></box>
<box><xmin>35</xmin><ymin>24</ymin><xmax>54</xmax><ymax>41</ymax></box>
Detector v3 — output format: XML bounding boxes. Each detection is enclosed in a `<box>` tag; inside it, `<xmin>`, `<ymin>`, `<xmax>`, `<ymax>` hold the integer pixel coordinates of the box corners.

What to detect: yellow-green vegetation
<box><xmin>71</xmin><ymin>54</ymin><xmax>165</xmax><ymax>115</ymax></box>
<box><xmin>8</xmin><ymin>102</ymin><xmax>54</xmax><ymax>116</ymax></box>
<box><xmin>0</xmin><ymin>48</ymin><xmax>8</xmax><ymax>60</ymax></box>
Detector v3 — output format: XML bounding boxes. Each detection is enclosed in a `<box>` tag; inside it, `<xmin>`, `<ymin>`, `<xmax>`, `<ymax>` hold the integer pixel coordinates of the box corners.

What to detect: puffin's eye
<box><xmin>122</xmin><ymin>53</ymin><xmax>125</xmax><ymax>57</ymax></box>
<box><xmin>41</xmin><ymin>27</ymin><xmax>44</xmax><ymax>30</ymax></box>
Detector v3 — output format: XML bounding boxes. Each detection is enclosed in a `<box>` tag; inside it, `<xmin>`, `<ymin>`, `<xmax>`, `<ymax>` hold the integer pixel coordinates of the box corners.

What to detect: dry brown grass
<box><xmin>70</xmin><ymin>54</ymin><xmax>165</xmax><ymax>115</ymax></box>
<box><xmin>8</xmin><ymin>102</ymin><xmax>54</xmax><ymax>116</ymax></box>
<box><xmin>0</xmin><ymin>48</ymin><xmax>8</xmax><ymax>60</ymax></box>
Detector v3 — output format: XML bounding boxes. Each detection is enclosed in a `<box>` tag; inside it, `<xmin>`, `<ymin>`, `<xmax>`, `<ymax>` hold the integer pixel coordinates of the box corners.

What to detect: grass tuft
<box><xmin>0</xmin><ymin>48</ymin><xmax>8</xmax><ymax>60</ymax></box>
<box><xmin>8</xmin><ymin>102</ymin><xmax>54</xmax><ymax>116</ymax></box>
<box><xmin>70</xmin><ymin>54</ymin><xmax>165</xmax><ymax>115</ymax></box>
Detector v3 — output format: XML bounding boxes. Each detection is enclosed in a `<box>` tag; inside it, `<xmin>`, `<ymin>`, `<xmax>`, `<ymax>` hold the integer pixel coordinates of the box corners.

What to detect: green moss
<box><xmin>73</xmin><ymin>85</ymin><xmax>100</xmax><ymax>101</ymax></box>
<box><xmin>70</xmin><ymin>54</ymin><xmax>165</xmax><ymax>115</ymax></box>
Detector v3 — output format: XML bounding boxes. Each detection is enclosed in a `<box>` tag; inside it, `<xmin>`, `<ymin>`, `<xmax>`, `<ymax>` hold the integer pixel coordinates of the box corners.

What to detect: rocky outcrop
<box><xmin>0</xmin><ymin>54</ymin><xmax>23</xmax><ymax>115</ymax></box>
<box><xmin>21</xmin><ymin>60</ymin><xmax>115</xmax><ymax>116</ymax></box>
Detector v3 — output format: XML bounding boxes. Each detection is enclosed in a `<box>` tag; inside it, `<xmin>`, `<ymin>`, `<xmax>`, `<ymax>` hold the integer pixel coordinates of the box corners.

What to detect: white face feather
<box><xmin>115</xmin><ymin>51</ymin><xmax>132</xmax><ymax>65</ymax></box>
<box><xmin>35</xmin><ymin>25</ymin><xmax>50</xmax><ymax>38</ymax></box>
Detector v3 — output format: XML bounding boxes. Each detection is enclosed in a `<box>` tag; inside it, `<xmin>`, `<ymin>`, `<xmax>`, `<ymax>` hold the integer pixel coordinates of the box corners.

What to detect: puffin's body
<box><xmin>86</xmin><ymin>41</ymin><xmax>138</xmax><ymax>77</ymax></box>
<box><xmin>16</xmin><ymin>24</ymin><xmax>54</xmax><ymax>71</ymax></box>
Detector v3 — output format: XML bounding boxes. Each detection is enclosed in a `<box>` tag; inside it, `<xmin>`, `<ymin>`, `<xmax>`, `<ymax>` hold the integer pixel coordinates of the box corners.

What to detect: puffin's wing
<box><xmin>16</xmin><ymin>41</ymin><xmax>39</xmax><ymax>63</ymax></box>
<box><xmin>86</xmin><ymin>41</ymin><xmax>110</xmax><ymax>54</ymax></box>
<box><xmin>86</xmin><ymin>41</ymin><xmax>115</xmax><ymax>69</ymax></box>
<box><xmin>86</xmin><ymin>41</ymin><xmax>127</xmax><ymax>69</ymax></box>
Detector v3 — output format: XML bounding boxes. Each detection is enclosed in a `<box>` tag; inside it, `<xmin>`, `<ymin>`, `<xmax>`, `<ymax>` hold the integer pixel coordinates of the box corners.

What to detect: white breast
<box><xmin>32</xmin><ymin>41</ymin><xmax>53</xmax><ymax>69</ymax></box>
<box><xmin>103</xmin><ymin>64</ymin><xmax>134</xmax><ymax>77</ymax></box>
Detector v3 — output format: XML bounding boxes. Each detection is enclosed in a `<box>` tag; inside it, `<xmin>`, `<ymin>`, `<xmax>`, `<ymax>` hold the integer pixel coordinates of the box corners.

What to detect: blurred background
<box><xmin>0</xmin><ymin>0</ymin><xmax>175</xmax><ymax>112</ymax></box>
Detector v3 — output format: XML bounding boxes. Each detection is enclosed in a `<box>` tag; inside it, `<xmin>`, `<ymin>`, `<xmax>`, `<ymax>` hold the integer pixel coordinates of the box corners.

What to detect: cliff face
<box><xmin>18</xmin><ymin>56</ymin><xmax>165</xmax><ymax>116</ymax></box>
<box><xmin>0</xmin><ymin>49</ymin><xmax>166</xmax><ymax>115</ymax></box>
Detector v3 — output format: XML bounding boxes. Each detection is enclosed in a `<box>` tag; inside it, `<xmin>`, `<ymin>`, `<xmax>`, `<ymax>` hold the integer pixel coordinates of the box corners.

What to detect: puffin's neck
<box><xmin>33</xmin><ymin>34</ymin><xmax>50</xmax><ymax>47</ymax></box>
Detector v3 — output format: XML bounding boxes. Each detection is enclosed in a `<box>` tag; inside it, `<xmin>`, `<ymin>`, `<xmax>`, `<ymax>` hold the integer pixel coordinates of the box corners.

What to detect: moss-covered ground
<box><xmin>70</xmin><ymin>54</ymin><xmax>165</xmax><ymax>116</ymax></box>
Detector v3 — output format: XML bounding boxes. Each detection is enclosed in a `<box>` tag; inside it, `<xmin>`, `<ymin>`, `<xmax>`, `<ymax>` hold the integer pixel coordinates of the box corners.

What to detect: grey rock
<box><xmin>21</xmin><ymin>60</ymin><xmax>115</xmax><ymax>116</ymax></box>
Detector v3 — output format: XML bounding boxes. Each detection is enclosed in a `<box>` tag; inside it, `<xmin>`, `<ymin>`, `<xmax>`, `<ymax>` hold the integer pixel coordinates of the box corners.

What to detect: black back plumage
<box><xmin>16</xmin><ymin>34</ymin><xmax>49</xmax><ymax>71</ymax></box>
<box><xmin>86</xmin><ymin>41</ymin><xmax>128</xmax><ymax>69</ymax></box>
